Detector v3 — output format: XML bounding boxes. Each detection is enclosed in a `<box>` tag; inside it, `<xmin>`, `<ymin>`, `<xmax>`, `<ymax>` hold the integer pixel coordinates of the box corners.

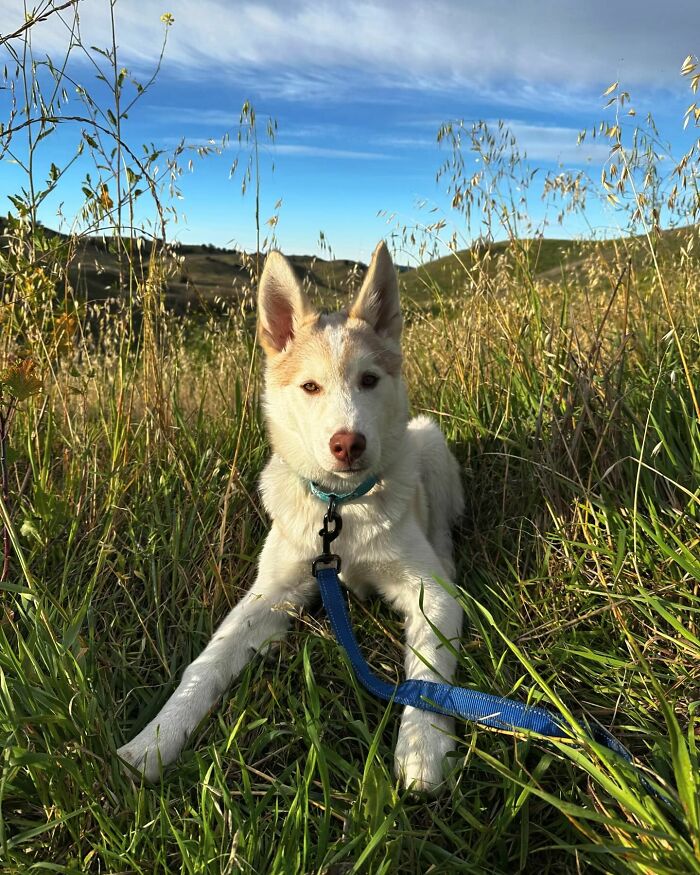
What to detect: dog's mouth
<box><xmin>335</xmin><ymin>466</ymin><xmax>366</xmax><ymax>474</ymax></box>
<box><xmin>329</xmin><ymin>463</ymin><xmax>368</xmax><ymax>476</ymax></box>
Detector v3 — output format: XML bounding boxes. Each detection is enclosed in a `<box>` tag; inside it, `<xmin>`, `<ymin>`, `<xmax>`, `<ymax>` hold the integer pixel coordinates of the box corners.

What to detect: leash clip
<box><xmin>312</xmin><ymin>495</ymin><xmax>343</xmax><ymax>577</ymax></box>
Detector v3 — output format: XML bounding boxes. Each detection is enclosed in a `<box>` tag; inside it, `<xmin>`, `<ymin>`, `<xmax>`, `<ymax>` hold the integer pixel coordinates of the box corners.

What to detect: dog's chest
<box><xmin>281</xmin><ymin>498</ymin><xmax>404</xmax><ymax>561</ymax></box>
<box><xmin>259</xmin><ymin>454</ymin><xmax>429</xmax><ymax>574</ymax></box>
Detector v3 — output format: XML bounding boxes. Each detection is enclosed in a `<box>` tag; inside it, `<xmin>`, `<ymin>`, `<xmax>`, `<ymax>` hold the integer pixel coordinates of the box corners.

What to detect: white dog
<box><xmin>118</xmin><ymin>242</ymin><xmax>464</xmax><ymax>791</ymax></box>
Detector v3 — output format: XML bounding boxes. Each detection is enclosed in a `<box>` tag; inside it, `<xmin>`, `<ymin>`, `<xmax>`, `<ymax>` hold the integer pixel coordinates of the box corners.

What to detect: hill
<box><xmin>0</xmin><ymin>219</ymin><xmax>376</xmax><ymax>312</ymax></box>
<box><xmin>0</xmin><ymin>219</ymin><xmax>695</xmax><ymax>311</ymax></box>
<box><xmin>398</xmin><ymin>227</ymin><xmax>695</xmax><ymax>304</ymax></box>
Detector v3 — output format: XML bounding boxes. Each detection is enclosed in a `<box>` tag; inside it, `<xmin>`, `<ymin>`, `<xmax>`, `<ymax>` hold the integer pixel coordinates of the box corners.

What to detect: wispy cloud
<box><xmin>152</xmin><ymin>109</ymin><xmax>347</xmax><ymax>144</ymax></box>
<box><xmin>157</xmin><ymin>136</ymin><xmax>389</xmax><ymax>161</ymax></box>
<box><xmin>6</xmin><ymin>0</ymin><xmax>694</xmax><ymax>105</ymax></box>
<box><xmin>499</xmin><ymin>121</ymin><xmax>611</xmax><ymax>164</ymax></box>
<box><xmin>271</xmin><ymin>144</ymin><xmax>389</xmax><ymax>160</ymax></box>
<box><xmin>381</xmin><ymin>120</ymin><xmax>610</xmax><ymax>164</ymax></box>
<box><xmin>151</xmin><ymin>107</ymin><xmax>245</xmax><ymax>128</ymax></box>
<box><xmin>373</xmin><ymin>135</ymin><xmax>437</xmax><ymax>149</ymax></box>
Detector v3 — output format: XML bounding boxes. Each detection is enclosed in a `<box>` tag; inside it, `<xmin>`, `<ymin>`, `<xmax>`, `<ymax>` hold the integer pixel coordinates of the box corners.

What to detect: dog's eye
<box><xmin>301</xmin><ymin>381</ymin><xmax>321</xmax><ymax>394</ymax></box>
<box><xmin>360</xmin><ymin>373</ymin><xmax>379</xmax><ymax>389</ymax></box>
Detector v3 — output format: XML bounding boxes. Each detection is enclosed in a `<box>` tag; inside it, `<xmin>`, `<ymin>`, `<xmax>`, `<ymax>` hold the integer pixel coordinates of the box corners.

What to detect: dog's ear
<box><xmin>257</xmin><ymin>251</ymin><xmax>315</xmax><ymax>355</ymax></box>
<box><xmin>349</xmin><ymin>241</ymin><xmax>402</xmax><ymax>341</ymax></box>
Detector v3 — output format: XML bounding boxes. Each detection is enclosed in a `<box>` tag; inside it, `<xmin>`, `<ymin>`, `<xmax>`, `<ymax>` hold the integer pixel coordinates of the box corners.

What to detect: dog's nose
<box><xmin>329</xmin><ymin>431</ymin><xmax>366</xmax><ymax>465</ymax></box>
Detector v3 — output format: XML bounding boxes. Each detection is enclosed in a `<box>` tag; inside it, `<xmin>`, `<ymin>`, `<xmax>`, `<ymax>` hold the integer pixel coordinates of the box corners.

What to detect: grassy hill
<box><xmin>398</xmin><ymin>227</ymin><xmax>696</xmax><ymax>303</ymax></box>
<box><xmin>0</xmin><ymin>218</ymin><xmax>376</xmax><ymax>312</ymax></box>
<box><xmin>1</xmin><ymin>219</ymin><xmax>696</xmax><ymax>315</ymax></box>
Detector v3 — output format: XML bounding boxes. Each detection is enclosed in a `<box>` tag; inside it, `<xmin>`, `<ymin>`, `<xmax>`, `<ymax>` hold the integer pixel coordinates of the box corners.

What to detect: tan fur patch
<box><xmin>264</xmin><ymin>312</ymin><xmax>402</xmax><ymax>388</ymax></box>
<box><xmin>266</xmin><ymin>315</ymin><xmax>326</xmax><ymax>388</ymax></box>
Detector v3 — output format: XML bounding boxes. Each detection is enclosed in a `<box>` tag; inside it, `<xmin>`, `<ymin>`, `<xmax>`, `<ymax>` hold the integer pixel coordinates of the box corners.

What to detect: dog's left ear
<box><xmin>349</xmin><ymin>241</ymin><xmax>402</xmax><ymax>342</ymax></box>
<box><xmin>257</xmin><ymin>251</ymin><xmax>315</xmax><ymax>355</ymax></box>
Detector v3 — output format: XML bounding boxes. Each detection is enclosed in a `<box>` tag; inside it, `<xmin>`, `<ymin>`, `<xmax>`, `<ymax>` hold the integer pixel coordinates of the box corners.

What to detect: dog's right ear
<box><xmin>257</xmin><ymin>252</ymin><xmax>315</xmax><ymax>355</ymax></box>
<box><xmin>349</xmin><ymin>241</ymin><xmax>402</xmax><ymax>342</ymax></box>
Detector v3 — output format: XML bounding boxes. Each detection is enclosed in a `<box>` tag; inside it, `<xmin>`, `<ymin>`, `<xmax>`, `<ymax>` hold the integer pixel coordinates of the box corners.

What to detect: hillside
<box><xmin>398</xmin><ymin>227</ymin><xmax>696</xmax><ymax>303</ymax></box>
<box><xmin>0</xmin><ymin>220</ymin><xmax>376</xmax><ymax>312</ymax></box>
<box><xmin>0</xmin><ymin>220</ymin><xmax>695</xmax><ymax>310</ymax></box>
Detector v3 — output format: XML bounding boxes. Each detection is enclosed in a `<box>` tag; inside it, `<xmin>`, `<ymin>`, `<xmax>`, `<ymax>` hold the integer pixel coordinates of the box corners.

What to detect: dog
<box><xmin>117</xmin><ymin>241</ymin><xmax>464</xmax><ymax>791</ymax></box>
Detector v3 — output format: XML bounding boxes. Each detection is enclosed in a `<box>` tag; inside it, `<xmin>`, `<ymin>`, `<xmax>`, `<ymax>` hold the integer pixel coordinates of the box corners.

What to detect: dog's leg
<box><xmin>117</xmin><ymin>533</ymin><xmax>312</xmax><ymax>781</ymax></box>
<box><xmin>375</xmin><ymin>541</ymin><xmax>463</xmax><ymax>792</ymax></box>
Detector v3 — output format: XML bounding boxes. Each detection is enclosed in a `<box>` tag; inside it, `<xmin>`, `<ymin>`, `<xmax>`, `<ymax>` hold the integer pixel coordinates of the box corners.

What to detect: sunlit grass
<box><xmin>0</xmin><ymin>224</ymin><xmax>697</xmax><ymax>872</ymax></box>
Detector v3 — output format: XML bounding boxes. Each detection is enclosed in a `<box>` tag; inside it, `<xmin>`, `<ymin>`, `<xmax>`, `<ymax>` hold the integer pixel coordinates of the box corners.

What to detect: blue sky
<box><xmin>1</xmin><ymin>0</ymin><xmax>699</xmax><ymax>260</ymax></box>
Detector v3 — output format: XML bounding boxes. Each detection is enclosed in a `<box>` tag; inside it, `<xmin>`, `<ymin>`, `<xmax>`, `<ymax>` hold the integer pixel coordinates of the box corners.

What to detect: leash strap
<box><xmin>315</xmin><ymin>565</ymin><xmax>674</xmax><ymax>805</ymax></box>
<box><xmin>316</xmin><ymin>567</ymin><xmax>620</xmax><ymax>744</ymax></box>
<box><xmin>310</xmin><ymin>488</ymin><xmax>669</xmax><ymax>804</ymax></box>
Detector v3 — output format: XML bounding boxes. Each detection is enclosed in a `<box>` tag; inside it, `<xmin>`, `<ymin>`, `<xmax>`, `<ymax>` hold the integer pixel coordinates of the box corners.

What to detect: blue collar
<box><xmin>309</xmin><ymin>475</ymin><xmax>379</xmax><ymax>505</ymax></box>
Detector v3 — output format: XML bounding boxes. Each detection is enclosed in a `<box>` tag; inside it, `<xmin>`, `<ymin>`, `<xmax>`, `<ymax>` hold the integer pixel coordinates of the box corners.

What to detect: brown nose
<box><xmin>329</xmin><ymin>431</ymin><xmax>366</xmax><ymax>465</ymax></box>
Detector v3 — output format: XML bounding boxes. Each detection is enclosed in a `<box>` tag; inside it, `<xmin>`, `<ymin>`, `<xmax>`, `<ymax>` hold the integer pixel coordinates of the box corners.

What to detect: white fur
<box><xmin>117</xmin><ymin>242</ymin><xmax>465</xmax><ymax>792</ymax></box>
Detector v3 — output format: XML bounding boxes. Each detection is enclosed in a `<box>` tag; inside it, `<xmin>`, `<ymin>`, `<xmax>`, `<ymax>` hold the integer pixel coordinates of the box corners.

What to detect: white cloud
<box><xmin>374</xmin><ymin>135</ymin><xmax>437</xmax><ymax>149</ymax></box>
<box><xmin>381</xmin><ymin>120</ymin><xmax>610</xmax><ymax>164</ymax></box>
<box><xmin>151</xmin><ymin>107</ymin><xmax>244</xmax><ymax>127</ymax></box>
<box><xmin>172</xmin><ymin>121</ymin><xmax>606</xmax><ymax>164</ymax></box>
<box><xmin>157</xmin><ymin>135</ymin><xmax>389</xmax><ymax>161</ymax></box>
<box><xmin>271</xmin><ymin>143</ymin><xmax>389</xmax><ymax>160</ymax></box>
<box><xmin>4</xmin><ymin>0</ymin><xmax>696</xmax><ymax>104</ymax></box>
<box><xmin>499</xmin><ymin>121</ymin><xmax>611</xmax><ymax>164</ymax></box>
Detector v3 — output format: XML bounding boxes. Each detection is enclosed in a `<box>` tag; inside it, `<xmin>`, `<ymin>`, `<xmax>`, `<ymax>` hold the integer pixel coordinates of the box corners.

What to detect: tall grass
<box><xmin>1</xmin><ymin>5</ymin><xmax>700</xmax><ymax>872</ymax></box>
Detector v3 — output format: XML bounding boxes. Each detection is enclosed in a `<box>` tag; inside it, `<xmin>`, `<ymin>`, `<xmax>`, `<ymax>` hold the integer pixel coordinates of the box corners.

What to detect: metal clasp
<box><xmin>312</xmin><ymin>496</ymin><xmax>343</xmax><ymax>577</ymax></box>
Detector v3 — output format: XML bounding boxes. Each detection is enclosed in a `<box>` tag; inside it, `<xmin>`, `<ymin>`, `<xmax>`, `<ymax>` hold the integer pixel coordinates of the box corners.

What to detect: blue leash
<box><xmin>309</xmin><ymin>479</ymin><xmax>668</xmax><ymax>803</ymax></box>
<box><xmin>315</xmin><ymin>566</ymin><xmax>629</xmax><ymax>752</ymax></box>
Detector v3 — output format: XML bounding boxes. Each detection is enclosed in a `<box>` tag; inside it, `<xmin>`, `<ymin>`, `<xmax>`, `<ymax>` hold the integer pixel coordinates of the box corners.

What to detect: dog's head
<box><xmin>257</xmin><ymin>241</ymin><xmax>408</xmax><ymax>489</ymax></box>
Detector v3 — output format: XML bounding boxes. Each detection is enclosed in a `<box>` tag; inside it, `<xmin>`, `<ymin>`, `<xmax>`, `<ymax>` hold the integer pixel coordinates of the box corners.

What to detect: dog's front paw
<box><xmin>394</xmin><ymin>709</ymin><xmax>455</xmax><ymax>793</ymax></box>
<box><xmin>117</xmin><ymin>716</ymin><xmax>186</xmax><ymax>782</ymax></box>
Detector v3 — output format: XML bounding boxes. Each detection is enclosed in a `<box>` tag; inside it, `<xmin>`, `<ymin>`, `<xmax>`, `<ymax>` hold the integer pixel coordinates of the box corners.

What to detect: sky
<box><xmin>1</xmin><ymin>0</ymin><xmax>699</xmax><ymax>261</ymax></box>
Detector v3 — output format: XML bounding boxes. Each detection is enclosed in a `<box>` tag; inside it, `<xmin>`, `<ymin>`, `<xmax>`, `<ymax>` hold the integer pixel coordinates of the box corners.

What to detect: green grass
<box><xmin>0</xmin><ymin>226</ymin><xmax>699</xmax><ymax>873</ymax></box>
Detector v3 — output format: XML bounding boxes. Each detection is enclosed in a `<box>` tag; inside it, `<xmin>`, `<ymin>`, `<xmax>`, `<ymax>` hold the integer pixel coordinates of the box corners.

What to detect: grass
<box><xmin>0</xmin><ymin>222</ymin><xmax>698</xmax><ymax>873</ymax></box>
